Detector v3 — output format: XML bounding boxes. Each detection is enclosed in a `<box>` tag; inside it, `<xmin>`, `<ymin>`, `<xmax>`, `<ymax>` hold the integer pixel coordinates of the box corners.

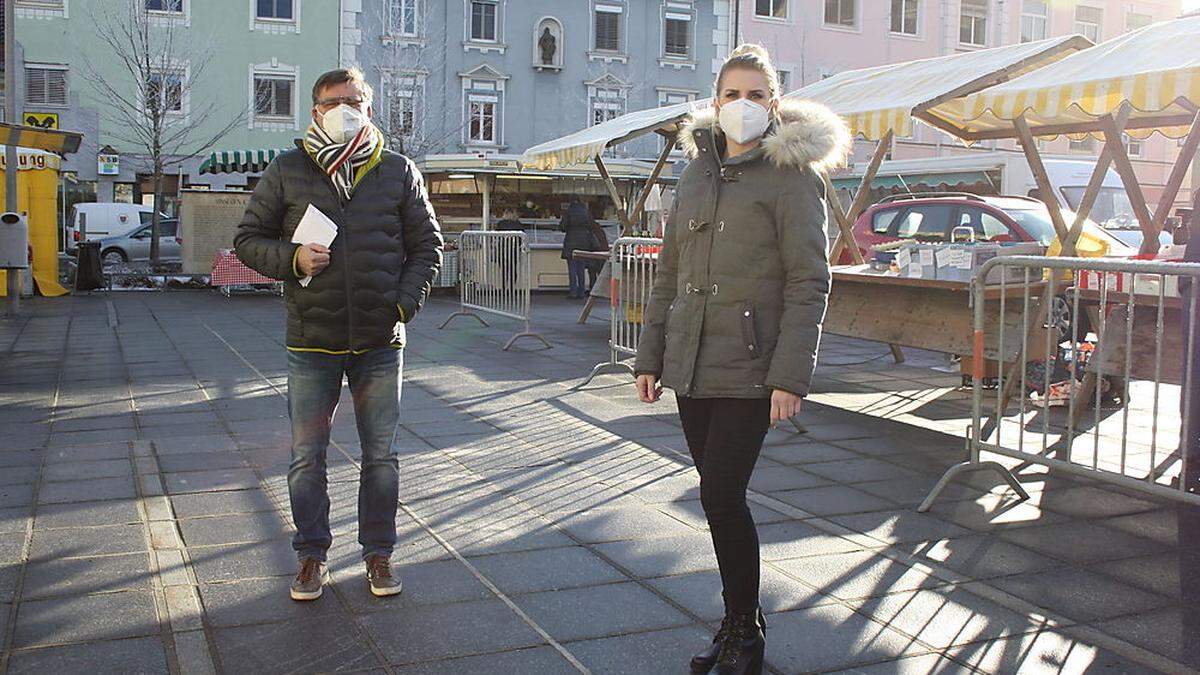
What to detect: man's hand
<box><xmin>637</xmin><ymin>374</ymin><xmax>662</xmax><ymax>403</ymax></box>
<box><xmin>770</xmin><ymin>389</ymin><xmax>803</xmax><ymax>427</ymax></box>
<box><xmin>296</xmin><ymin>243</ymin><xmax>330</xmax><ymax>277</ymax></box>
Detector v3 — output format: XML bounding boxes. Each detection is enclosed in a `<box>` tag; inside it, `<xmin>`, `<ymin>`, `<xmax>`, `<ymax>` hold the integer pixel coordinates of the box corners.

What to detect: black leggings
<box><xmin>677</xmin><ymin>395</ymin><xmax>772</xmax><ymax>615</ymax></box>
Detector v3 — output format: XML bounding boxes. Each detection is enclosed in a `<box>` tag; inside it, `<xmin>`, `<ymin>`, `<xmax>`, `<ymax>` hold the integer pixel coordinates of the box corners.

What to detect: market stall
<box><xmin>922</xmin><ymin>15</ymin><xmax>1200</xmax><ymax>411</ymax></box>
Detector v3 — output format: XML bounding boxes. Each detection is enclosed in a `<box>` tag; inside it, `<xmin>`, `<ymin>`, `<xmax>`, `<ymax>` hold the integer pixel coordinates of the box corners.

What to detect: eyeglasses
<box><xmin>315</xmin><ymin>96</ymin><xmax>368</xmax><ymax>109</ymax></box>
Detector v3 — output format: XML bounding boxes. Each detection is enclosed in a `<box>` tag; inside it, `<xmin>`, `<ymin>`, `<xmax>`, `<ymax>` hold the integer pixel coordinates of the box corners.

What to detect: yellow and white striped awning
<box><xmin>0</xmin><ymin>122</ymin><xmax>82</xmax><ymax>154</ymax></box>
<box><xmin>927</xmin><ymin>15</ymin><xmax>1200</xmax><ymax>141</ymax></box>
<box><xmin>786</xmin><ymin>35</ymin><xmax>1089</xmax><ymax>141</ymax></box>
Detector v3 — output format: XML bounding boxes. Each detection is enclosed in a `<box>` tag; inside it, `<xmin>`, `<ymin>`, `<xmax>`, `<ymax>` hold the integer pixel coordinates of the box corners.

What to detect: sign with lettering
<box><xmin>98</xmin><ymin>153</ymin><xmax>120</xmax><ymax>176</ymax></box>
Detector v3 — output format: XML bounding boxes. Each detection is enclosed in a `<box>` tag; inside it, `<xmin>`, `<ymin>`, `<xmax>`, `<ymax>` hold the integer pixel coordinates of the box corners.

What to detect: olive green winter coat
<box><xmin>633</xmin><ymin>99</ymin><xmax>851</xmax><ymax>398</ymax></box>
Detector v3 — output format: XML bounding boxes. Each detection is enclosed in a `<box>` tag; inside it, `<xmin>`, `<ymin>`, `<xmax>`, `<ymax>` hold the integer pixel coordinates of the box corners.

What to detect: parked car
<box><xmin>65</xmin><ymin>203</ymin><xmax>167</xmax><ymax>251</ymax></box>
<box><xmin>95</xmin><ymin>218</ymin><xmax>181</xmax><ymax>265</ymax></box>
<box><xmin>838</xmin><ymin>192</ymin><xmax>1133</xmax><ymax>264</ymax></box>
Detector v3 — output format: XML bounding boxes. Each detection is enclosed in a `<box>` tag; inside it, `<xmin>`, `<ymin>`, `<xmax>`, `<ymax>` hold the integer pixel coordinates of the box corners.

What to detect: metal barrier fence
<box><xmin>438</xmin><ymin>230</ymin><xmax>550</xmax><ymax>350</ymax></box>
<box><xmin>920</xmin><ymin>254</ymin><xmax>1200</xmax><ymax>511</ymax></box>
<box><xmin>578</xmin><ymin>237</ymin><xmax>663</xmax><ymax>387</ymax></box>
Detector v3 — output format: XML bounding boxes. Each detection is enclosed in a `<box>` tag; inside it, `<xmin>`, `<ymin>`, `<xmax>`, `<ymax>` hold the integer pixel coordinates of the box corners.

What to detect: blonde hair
<box><xmin>715</xmin><ymin>44</ymin><xmax>781</xmax><ymax>99</ymax></box>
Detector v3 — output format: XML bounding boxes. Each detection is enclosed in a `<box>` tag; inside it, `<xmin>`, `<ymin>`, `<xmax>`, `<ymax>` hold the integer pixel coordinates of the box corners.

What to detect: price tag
<box><xmin>895</xmin><ymin>247</ymin><xmax>912</xmax><ymax>270</ymax></box>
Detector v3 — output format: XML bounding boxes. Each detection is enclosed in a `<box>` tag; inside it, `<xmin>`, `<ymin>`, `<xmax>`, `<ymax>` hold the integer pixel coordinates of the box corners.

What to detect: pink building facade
<box><xmin>734</xmin><ymin>0</ymin><xmax>1190</xmax><ymax>208</ymax></box>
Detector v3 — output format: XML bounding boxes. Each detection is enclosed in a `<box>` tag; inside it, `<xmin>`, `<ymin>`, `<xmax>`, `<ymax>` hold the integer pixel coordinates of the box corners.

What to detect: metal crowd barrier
<box><xmin>438</xmin><ymin>230</ymin><xmax>550</xmax><ymax>351</ymax></box>
<box><xmin>920</xmin><ymin>254</ymin><xmax>1200</xmax><ymax>511</ymax></box>
<box><xmin>577</xmin><ymin>237</ymin><xmax>663</xmax><ymax>387</ymax></box>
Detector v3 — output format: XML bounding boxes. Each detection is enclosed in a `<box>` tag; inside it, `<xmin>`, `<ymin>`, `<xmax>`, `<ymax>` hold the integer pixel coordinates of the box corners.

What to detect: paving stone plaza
<box><xmin>0</xmin><ymin>292</ymin><xmax>1197</xmax><ymax>674</ymax></box>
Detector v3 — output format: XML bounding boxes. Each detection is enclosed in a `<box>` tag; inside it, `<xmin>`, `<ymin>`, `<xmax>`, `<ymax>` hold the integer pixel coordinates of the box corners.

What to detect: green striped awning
<box><xmin>198</xmin><ymin>148</ymin><xmax>287</xmax><ymax>175</ymax></box>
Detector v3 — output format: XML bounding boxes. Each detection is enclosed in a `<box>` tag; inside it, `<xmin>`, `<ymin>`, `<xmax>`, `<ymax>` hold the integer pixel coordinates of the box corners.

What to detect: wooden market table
<box><xmin>1069</xmin><ymin>288</ymin><xmax>1187</xmax><ymax>425</ymax></box>
<box><xmin>826</xmin><ymin>265</ymin><xmax>1054</xmax><ymax>367</ymax></box>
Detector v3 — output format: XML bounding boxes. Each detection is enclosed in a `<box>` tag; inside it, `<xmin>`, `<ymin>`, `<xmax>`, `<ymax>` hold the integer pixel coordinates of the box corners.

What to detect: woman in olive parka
<box><xmin>634</xmin><ymin>45</ymin><xmax>850</xmax><ymax>675</ymax></box>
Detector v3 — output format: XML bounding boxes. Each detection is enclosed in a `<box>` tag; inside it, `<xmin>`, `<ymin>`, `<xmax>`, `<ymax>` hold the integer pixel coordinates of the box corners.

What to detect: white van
<box><xmin>66</xmin><ymin>203</ymin><xmax>166</xmax><ymax>251</ymax></box>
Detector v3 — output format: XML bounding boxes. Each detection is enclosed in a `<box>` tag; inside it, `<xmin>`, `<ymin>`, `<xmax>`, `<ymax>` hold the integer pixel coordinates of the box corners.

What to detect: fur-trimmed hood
<box><xmin>678</xmin><ymin>98</ymin><xmax>851</xmax><ymax>173</ymax></box>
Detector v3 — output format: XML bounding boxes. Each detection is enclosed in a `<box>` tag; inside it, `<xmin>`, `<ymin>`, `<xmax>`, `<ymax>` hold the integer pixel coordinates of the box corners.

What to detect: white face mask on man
<box><xmin>319</xmin><ymin>104</ymin><xmax>370</xmax><ymax>143</ymax></box>
<box><xmin>718</xmin><ymin>98</ymin><xmax>771</xmax><ymax>145</ymax></box>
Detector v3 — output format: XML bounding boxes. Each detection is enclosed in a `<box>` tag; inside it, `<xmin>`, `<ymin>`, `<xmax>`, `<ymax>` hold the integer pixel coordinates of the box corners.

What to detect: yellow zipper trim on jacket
<box><xmin>286</xmin><ymin>344</ymin><xmax>404</xmax><ymax>355</ymax></box>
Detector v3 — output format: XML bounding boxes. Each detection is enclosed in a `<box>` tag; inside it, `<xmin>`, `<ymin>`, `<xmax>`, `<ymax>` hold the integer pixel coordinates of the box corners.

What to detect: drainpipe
<box><xmin>733</xmin><ymin>0</ymin><xmax>740</xmax><ymax>46</ymax></box>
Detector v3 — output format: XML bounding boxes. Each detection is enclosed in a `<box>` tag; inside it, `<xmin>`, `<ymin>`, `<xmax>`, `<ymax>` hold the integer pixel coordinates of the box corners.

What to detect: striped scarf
<box><xmin>303</xmin><ymin>121</ymin><xmax>381</xmax><ymax>201</ymax></box>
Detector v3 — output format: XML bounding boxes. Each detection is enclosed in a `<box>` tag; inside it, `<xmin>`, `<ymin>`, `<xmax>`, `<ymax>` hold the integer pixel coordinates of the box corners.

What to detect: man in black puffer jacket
<box><xmin>234</xmin><ymin>68</ymin><xmax>442</xmax><ymax>602</ymax></box>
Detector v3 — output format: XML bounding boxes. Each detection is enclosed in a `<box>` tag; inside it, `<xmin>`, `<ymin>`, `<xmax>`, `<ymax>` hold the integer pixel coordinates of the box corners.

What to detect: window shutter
<box><xmin>25</xmin><ymin>68</ymin><xmax>47</xmax><ymax>104</ymax></box>
<box><xmin>47</xmin><ymin>70</ymin><xmax>67</xmax><ymax>106</ymax></box>
<box><xmin>595</xmin><ymin>12</ymin><xmax>619</xmax><ymax>51</ymax></box>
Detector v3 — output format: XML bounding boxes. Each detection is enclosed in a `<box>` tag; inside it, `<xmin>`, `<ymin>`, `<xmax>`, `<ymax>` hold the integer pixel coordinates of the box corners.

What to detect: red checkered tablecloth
<box><xmin>211</xmin><ymin>249</ymin><xmax>275</xmax><ymax>286</ymax></box>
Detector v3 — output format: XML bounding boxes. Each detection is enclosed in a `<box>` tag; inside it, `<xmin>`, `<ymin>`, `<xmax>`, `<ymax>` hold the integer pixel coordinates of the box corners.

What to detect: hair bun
<box><xmin>729</xmin><ymin>44</ymin><xmax>770</xmax><ymax>61</ymax></box>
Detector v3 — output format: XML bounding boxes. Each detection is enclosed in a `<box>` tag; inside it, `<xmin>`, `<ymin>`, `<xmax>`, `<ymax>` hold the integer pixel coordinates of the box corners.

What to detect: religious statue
<box><xmin>539</xmin><ymin>27</ymin><xmax>557</xmax><ymax>65</ymax></box>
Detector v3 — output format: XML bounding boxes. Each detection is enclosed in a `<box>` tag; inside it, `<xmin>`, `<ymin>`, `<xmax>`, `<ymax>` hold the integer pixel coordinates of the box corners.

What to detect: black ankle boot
<box><xmin>690</xmin><ymin>609</ymin><xmax>766</xmax><ymax>674</ymax></box>
<box><xmin>712</xmin><ymin>609</ymin><xmax>765</xmax><ymax>675</ymax></box>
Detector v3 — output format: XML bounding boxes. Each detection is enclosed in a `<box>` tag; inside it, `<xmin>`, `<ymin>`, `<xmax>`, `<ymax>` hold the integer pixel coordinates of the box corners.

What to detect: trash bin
<box><xmin>75</xmin><ymin>241</ymin><xmax>106</xmax><ymax>292</ymax></box>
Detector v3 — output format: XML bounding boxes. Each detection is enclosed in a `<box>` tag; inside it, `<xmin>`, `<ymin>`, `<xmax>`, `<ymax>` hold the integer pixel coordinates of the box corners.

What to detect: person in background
<box><xmin>496</xmin><ymin>209</ymin><xmax>524</xmax><ymax>288</ymax></box>
<box><xmin>560</xmin><ymin>199</ymin><xmax>595</xmax><ymax>299</ymax></box>
<box><xmin>234</xmin><ymin>67</ymin><xmax>442</xmax><ymax>602</ymax></box>
<box><xmin>585</xmin><ymin>207</ymin><xmax>610</xmax><ymax>294</ymax></box>
<box><xmin>634</xmin><ymin>44</ymin><xmax>849</xmax><ymax>674</ymax></box>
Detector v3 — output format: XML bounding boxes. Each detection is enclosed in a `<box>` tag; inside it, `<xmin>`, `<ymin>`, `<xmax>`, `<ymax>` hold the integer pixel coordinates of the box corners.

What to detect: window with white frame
<box><xmin>146</xmin><ymin>0</ymin><xmax>183</xmax><ymax>13</ymax></box>
<box><xmin>595</xmin><ymin>4</ymin><xmax>621</xmax><ymax>52</ymax></box>
<box><xmin>1124</xmin><ymin>133</ymin><xmax>1143</xmax><ymax>158</ymax></box>
<box><xmin>1074</xmin><ymin>5</ymin><xmax>1102</xmax><ymax>43</ymax></box>
<box><xmin>959</xmin><ymin>0</ymin><xmax>987</xmax><ymax>46</ymax></box>
<box><xmin>890</xmin><ymin>0</ymin><xmax>918</xmax><ymax>35</ymax></box>
<box><xmin>1020</xmin><ymin>0</ymin><xmax>1047</xmax><ymax>42</ymax></box>
<box><xmin>462</xmin><ymin>72</ymin><xmax>504</xmax><ymax>146</ymax></box>
<box><xmin>15</xmin><ymin>0</ymin><xmax>64</xmax><ymax>8</ymax></box>
<box><xmin>256</xmin><ymin>0</ymin><xmax>292</xmax><ymax>19</ymax></box>
<box><xmin>469</xmin><ymin>99</ymin><xmax>495</xmax><ymax>143</ymax></box>
<box><xmin>1069</xmin><ymin>136</ymin><xmax>1096</xmax><ymax>153</ymax></box>
<box><xmin>1126</xmin><ymin>12</ymin><xmax>1152</xmax><ymax>32</ymax></box>
<box><xmin>146</xmin><ymin>70</ymin><xmax>185</xmax><ymax>115</ymax></box>
<box><xmin>824</xmin><ymin>0</ymin><xmax>855</xmax><ymax>28</ymax></box>
<box><xmin>591</xmin><ymin>87</ymin><xmax>625</xmax><ymax>126</ymax></box>
<box><xmin>755</xmin><ymin>0</ymin><xmax>786</xmax><ymax>19</ymax></box>
<box><xmin>389</xmin><ymin>0</ymin><xmax>418</xmax><ymax>36</ymax></box>
<box><xmin>470</xmin><ymin>0</ymin><xmax>497</xmax><ymax>41</ymax></box>
<box><xmin>664</xmin><ymin>11</ymin><xmax>691</xmax><ymax>58</ymax></box>
<box><xmin>388</xmin><ymin>84</ymin><xmax>417</xmax><ymax>138</ymax></box>
<box><xmin>25</xmin><ymin>66</ymin><xmax>68</xmax><ymax>107</ymax></box>
<box><xmin>253</xmin><ymin>73</ymin><xmax>294</xmax><ymax>120</ymax></box>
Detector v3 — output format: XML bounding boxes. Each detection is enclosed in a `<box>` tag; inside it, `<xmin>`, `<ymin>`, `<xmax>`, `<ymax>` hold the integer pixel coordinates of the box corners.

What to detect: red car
<box><xmin>837</xmin><ymin>192</ymin><xmax>1125</xmax><ymax>264</ymax></box>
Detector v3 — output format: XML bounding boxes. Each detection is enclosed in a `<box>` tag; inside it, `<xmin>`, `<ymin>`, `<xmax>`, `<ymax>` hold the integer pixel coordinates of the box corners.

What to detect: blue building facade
<box><xmin>352</xmin><ymin>0</ymin><xmax>727</xmax><ymax>162</ymax></box>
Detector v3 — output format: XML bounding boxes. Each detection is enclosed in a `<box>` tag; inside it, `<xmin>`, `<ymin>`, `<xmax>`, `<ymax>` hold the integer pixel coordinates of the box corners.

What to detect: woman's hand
<box><xmin>770</xmin><ymin>389</ymin><xmax>803</xmax><ymax>426</ymax></box>
<box><xmin>637</xmin><ymin>374</ymin><xmax>662</xmax><ymax>403</ymax></box>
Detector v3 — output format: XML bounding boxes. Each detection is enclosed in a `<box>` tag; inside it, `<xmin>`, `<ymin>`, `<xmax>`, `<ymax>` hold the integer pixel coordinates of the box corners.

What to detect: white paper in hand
<box><xmin>290</xmin><ymin>204</ymin><xmax>338</xmax><ymax>287</ymax></box>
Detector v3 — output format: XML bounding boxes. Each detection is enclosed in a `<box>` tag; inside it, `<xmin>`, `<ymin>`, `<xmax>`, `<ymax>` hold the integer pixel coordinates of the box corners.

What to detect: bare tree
<box><xmin>366</xmin><ymin>1</ymin><xmax>466</xmax><ymax>159</ymax></box>
<box><xmin>81</xmin><ymin>0</ymin><xmax>245</xmax><ymax>265</ymax></box>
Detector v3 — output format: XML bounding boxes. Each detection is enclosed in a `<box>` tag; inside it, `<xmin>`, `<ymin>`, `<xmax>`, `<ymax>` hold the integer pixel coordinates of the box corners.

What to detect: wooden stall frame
<box><xmin>578</xmin><ymin>131</ymin><xmax>676</xmax><ymax>324</ymax></box>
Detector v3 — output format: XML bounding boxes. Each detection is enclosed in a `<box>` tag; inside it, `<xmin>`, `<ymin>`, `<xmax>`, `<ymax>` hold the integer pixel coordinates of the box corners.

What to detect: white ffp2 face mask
<box><xmin>319</xmin><ymin>104</ymin><xmax>369</xmax><ymax>143</ymax></box>
<box><xmin>718</xmin><ymin>98</ymin><xmax>771</xmax><ymax>145</ymax></box>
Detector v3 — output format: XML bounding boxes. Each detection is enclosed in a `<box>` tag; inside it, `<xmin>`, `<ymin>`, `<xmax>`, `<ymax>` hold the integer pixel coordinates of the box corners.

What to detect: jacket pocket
<box><xmin>741</xmin><ymin>303</ymin><xmax>760</xmax><ymax>360</ymax></box>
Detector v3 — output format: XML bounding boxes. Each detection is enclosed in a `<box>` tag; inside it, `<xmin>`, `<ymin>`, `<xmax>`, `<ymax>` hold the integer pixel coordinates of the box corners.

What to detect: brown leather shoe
<box><xmin>365</xmin><ymin>554</ymin><xmax>403</xmax><ymax>597</ymax></box>
<box><xmin>290</xmin><ymin>558</ymin><xmax>328</xmax><ymax>601</ymax></box>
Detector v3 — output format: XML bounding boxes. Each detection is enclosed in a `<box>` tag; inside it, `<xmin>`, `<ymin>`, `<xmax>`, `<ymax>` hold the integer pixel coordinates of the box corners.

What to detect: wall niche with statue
<box><xmin>533</xmin><ymin>17</ymin><xmax>563</xmax><ymax>72</ymax></box>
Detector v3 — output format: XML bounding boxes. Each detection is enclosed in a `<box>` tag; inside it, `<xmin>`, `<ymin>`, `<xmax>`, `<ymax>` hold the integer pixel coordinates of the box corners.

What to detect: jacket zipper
<box><xmin>302</xmin><ymin>151</ymin><xmax>355</xmax><ymax>349</ymax></box>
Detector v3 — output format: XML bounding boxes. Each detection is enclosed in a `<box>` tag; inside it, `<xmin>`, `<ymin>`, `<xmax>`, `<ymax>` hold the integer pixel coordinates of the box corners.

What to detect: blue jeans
<box><xmin>287</xmin><ymin>347</ymin><xmax>402</xmax><ymax>562</ymax></box>
<box><xmin>567</xmin><ymin>259</ymin><xmax>588</xmax><ymax>298</ymax></box>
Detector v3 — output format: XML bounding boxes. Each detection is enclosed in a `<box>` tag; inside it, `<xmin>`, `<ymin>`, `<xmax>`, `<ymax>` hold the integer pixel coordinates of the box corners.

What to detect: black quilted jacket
<box><xmin>233</xmin><ymin>143</ymin><xmax>443</xmax><ymax>352</ymax></box>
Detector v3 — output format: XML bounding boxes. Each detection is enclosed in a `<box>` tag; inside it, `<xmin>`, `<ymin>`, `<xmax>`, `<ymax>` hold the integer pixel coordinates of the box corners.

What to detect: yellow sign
<box><xmin>23</xmin><ymin>112</ymin><xmax>60</xmax><ymax>130</ymax></box>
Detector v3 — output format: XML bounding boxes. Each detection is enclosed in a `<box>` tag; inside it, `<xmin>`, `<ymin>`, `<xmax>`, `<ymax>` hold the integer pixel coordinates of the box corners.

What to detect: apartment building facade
<box><xmin>737</xmin><ymin>0</ymin><xmax>1188</xmax><ymax>207</ymax></box>
<box><xmin>14</xmin><ymin>0</ymin><xmax>340</xmax><ymax>212</ymax></box>
<box><xmin>350</xmin><ymin>0</ymin><xmax>725</xmax><ymax>162</ymax></box>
